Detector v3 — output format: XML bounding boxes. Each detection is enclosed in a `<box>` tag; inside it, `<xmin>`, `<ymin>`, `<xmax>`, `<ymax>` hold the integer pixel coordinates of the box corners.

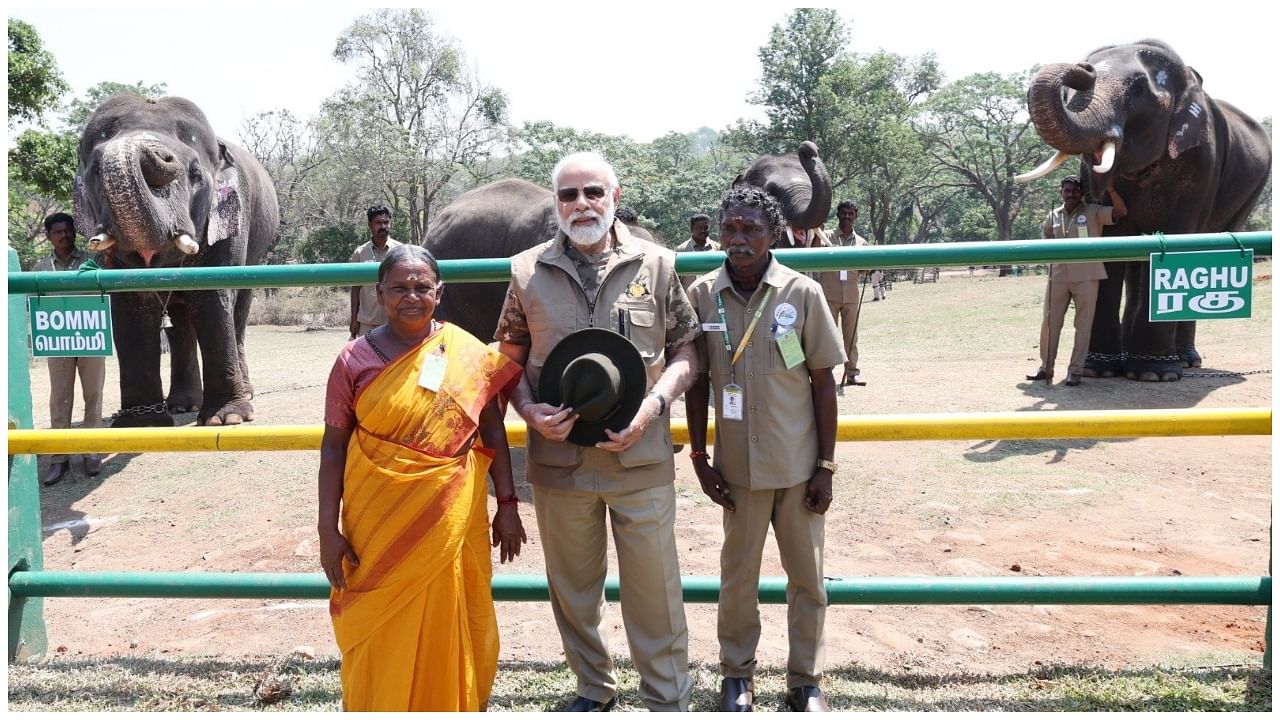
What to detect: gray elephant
<box><xmin>74</xmin><ymin>95</ymin><xmax>279</xmax><ymax>425</ymax></box>
<box><xmin>1020</xmin><ymin>39</ymin><xmax>1271</xmax><ymax>381</ymax></box>
<box><xmin>426</xmin><ymin>143</ymin><xmax>833</xmax><ymax>341</ymax></box>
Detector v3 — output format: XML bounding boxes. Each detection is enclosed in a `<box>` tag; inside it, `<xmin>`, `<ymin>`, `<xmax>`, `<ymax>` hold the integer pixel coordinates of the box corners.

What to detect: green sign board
<box><xmin>1149</xmin><ymin>249</ymin><xmax>1253</xmax><ymax>322</ymax></box>
<box><xmin>27</xmin><ymin>294</ymin><xmax>113</xmax><ymax>357</ymax></box>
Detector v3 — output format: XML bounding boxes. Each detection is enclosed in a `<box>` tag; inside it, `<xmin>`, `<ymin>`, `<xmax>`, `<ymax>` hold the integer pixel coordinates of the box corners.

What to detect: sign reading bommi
<box><xmin>28</xmin><ymin>295</ymin><xmax>113</xmax><ymax>357</ymax></box>
<box><xmin>1149</xmin><ymin>249</ymin><xmax>1253</xmax><ymax>322</ymax></box>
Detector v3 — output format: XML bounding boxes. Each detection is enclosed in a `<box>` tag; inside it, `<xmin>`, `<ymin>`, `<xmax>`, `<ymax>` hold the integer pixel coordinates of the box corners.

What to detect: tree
<box><xmin>915</xmin><ymin>71</ymin><xmax>1046</xmax><ymax>242</ymax></box>
<box><xmin>322</xmin><ymin>8</ymin><xmax>509</xmax><ymax>243</ymax></box>
<box><xmin>239</xmin><ymin>109</ymin><xmax>326</xmax><ymax>264</ymax></box>
<box><xmin>8</xmin><ymin>19</ymin><xmax>67</xmax><ymax>128</ymax></box>
<box><xmin>730</xmin><ymin>10</ymin><xmax>943</xmax><ymax>243</ymax></box>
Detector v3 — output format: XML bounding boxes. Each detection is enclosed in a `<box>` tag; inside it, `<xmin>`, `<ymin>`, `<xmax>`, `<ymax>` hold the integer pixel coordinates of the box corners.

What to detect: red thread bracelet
<box><xmin>496</xmin><ymin>494</ymin><xmax>520</xmax><ymax>506</ymax></box>
<box><xmin>689</xmin><ymin>451</ymin><xmax>709</xmax><ymax>461</ymax></box>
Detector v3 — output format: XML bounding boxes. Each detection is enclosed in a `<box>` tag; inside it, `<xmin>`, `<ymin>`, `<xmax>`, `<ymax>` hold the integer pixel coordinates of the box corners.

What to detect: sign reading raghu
<box><xmin>1149</xmin><ymin>249</ymin><xmax>1253</xmax><ymax>322</ymax></box>
<box><xmin>28</xmin><ymin>294</ymin><xmax>113</xmax><ymax>357</ymax></box>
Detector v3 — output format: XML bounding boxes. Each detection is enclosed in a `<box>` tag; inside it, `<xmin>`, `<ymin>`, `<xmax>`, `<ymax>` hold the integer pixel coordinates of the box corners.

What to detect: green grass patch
<box><xmin>7</xmin><ymin>654</ymin><xmax>1269</xmax><ymax>711</ymax></box>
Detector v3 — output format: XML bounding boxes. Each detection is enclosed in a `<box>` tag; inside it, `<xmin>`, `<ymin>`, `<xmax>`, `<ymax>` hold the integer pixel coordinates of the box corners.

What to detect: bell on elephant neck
<box><xmin>160</xmin><ymin>312</ymin><xmax>173</xmax><ymax>329</ymax></box>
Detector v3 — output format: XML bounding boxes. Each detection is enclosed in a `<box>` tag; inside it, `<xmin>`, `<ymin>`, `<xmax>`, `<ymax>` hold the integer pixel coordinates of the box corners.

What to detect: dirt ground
<box><xmin>23</xmin><ymin>265</ymin><xmax>1272</xmax><ymax>676</ymax></box>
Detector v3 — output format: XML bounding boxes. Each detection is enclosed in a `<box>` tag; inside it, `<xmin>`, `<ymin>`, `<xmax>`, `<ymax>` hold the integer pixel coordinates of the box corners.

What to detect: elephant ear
<box><xmin>208</xmin><ymin>141</ymin><xmax>243</xmax><ymax>246</ymax></box>
<box><xmin>1167</xmin><ymin>67</ymin><xmax>1210</xmax><ymax>160</ymax></box>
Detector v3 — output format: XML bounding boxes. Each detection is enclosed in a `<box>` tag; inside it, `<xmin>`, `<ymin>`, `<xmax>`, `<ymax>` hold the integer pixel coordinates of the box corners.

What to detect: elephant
<box><xmin>74</xmin><ymin>95</ymin><xmax>279</xmax><ymax>426</ymax></box>
<box><xmin>426</xmin><ymin>142</ymin><xmax>833</xmax><ymax>342</ymax></box>
<box><xmin>1020</xmin><ymin>39</ymin><xmax>1271</xmax><ymax>381</ymax></box>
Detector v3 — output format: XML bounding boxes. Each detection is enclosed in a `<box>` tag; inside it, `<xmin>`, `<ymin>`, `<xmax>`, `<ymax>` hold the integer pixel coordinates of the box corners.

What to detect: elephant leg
<box><xmin>1175</xmin><ymin>321</ymin><xmax>1201</xmax><ymax>368</ymax></box>
<box><xmin>1121</xmin><ymin>260</ymin><xmax>1183</xmax><ymax>382</ymax></box>
<box><xmin>189</xmin><ymin>288</ymin><xmax>254</xmax><ymax>425</ymax></box>
<box><xmin>163</xmin><ymin>301</ymin><xmax>203</xmax><ymax>413</ymax></box>
<box><xmin>233</xmin><ymin>287</ymin><xmax>254</xmax><ymax>398</ymax></box>
<box><xmin>110</xmin><ymin>291</ymin><xmax>174</xmax><ymax>428</ymax></box>
<box><xmin>1082</xmin><ymin>260</ymin><xmax>1125</xmax><ymax>377</ymax></box>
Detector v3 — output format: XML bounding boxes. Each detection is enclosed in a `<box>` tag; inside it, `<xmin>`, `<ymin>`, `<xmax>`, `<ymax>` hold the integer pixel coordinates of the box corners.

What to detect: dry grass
<box><xmin>7</xmin><ymin>654</ymin><xmax>1269</xmax><ymax>712</ymax></box>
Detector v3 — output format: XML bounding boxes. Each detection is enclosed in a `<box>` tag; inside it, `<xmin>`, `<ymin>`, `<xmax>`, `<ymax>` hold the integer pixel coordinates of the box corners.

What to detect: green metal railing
<box><xmin>8</xmin><ymin>231</ymin><xmax>1271</xmax><ymax>292</ymax></box>
<box><xmin>7</xmin><ymin>233</ymin><xmax>1273</xmax><ymax>666</ymax></box>
<box><xmin>8</xmin><ymin>571</ymin><xmax>1269</xmax><ymax>605</ymax></box>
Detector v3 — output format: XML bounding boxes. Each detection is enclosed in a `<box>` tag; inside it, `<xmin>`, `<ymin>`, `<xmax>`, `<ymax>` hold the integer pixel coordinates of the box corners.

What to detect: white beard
<box><xmin>561</xmin><ymin>203</ymin><xmax>616</xmax><ymax>248</ymax></box>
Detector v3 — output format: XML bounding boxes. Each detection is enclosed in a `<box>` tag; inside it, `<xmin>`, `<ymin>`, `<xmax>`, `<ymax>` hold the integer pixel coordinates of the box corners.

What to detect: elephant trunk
<box><xmin>98</xmin><ymin>134</ymin><xmax>191</xmax><ymax>254</ymax></box>
<box><xmin>1027</xmin><ymin>63</ymin><xmax>1115</xmax><ymax>155</ymax></box>
<box><xmin>769</xmin><ymin>141</ymin><xmax>833</xmax><ymax>229</ymax></box>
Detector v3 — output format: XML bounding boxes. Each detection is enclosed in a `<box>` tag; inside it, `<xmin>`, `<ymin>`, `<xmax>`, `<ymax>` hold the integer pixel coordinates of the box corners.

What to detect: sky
<box><xmin>8</xmin><ymin>2</ymin><xmax>1276</xmax><ymax>145</ymax></box>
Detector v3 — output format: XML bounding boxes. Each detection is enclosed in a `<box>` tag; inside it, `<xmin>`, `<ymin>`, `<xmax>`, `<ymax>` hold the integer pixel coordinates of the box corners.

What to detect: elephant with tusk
<box><xmin>74</xmin><ymin>95</ymin><xmax>279</xmax><ymax>426</ymax></box>
<box><xmin>1019</xmin><ymin>39</ymin><xmax>1271</xmax><ymax>381</ymax></box>
<box><xmin>425</xmin><ymin>143</ymin><xmax>834</xmax><ymax>343</ymax></box>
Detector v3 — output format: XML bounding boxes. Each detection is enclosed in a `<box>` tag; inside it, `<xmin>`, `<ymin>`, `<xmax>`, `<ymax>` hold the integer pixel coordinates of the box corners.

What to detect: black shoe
<box><xmin>42</xmin><ymin>463</ymin><xmax>69</xmax><ymax>487</ymax></box>
<box><xmin>1025</xmin><ymin>368</ymin><xmax>1050</xmax><ymax>381</ymax></box>
<box><xmin>785</xmin><ymin>686</ymin><xmax>830</xmax><ymax>712</ymax></box>
<box><xmin>84</xmin><ymin>454</ymin><xmax>103</xmax><ymax>476</ymax></box>
<box><xmin>1064</xmin><ymin>373</ymin><xmax>1082</xmax><ymax>387</ymax></box>
<box><xmin>719</xmin><ymin>677</ymin><xmax>754</xmax><ymax>712</ymax></box>
<box><xmin>563</xmin><ymin>695</ymin><xmax>616</xmax><ymax>712</ymax></box>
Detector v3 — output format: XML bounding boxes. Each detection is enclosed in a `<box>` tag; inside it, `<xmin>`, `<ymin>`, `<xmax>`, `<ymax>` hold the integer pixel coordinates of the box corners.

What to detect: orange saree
<box><xmin>330</xmin><ymin>323</ymin><xmax>520</xmax><ymax>711</ymax></box>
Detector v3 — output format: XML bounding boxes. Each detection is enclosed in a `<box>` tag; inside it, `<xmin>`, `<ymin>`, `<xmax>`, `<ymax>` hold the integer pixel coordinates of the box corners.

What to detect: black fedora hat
<box><xmin>539</xmin><ymin>328</ymin><xmax>647</xmax><ymax>447</ymax></box>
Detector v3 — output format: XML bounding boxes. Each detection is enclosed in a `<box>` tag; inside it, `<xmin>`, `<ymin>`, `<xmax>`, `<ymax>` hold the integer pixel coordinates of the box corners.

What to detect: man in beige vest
<box><xmin>495</xmin><ymin>151</ymin><xmax>700</xmax><ymax>711</ymax></box>
<box><xmin>686</xmin><ymin>185</ymin><xmax>845</xmax><ymax>712</ymax></box>
<box><xmin>817</xmin><ymin>200</ymin><xmax>867</xmax><ymax>386</ymax></box>
<box><xmin>1026</xmin><ymin>177</ymin><xmax>1127</xmax><ymax>386</ymax></box>
<box><xmin>32</xmin><ymin>213</ymin><xmax>106</xmax><ymax>485</ymax></box>
<box><xmin>348</xmin><ymin>205</ymin><xmax>402</xmax><ymax>339</ymax></box>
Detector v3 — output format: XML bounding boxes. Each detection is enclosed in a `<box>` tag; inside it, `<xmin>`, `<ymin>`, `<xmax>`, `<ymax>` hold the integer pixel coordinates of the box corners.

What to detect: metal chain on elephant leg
<box><xmin>109</xmin><ymin>401</ymin><xmax>170</xmax><ymax>422</ymax></box>
<box><xmin>1177</xmin><ymin>368</ymin><xmax>1269</xmax><ymax>376</ymax></box>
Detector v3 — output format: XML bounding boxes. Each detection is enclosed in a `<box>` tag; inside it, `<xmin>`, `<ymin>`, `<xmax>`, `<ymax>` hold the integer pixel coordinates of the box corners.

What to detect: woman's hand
<box><xmin>491</xmin><ymin>505</ymin><xmax>527</xmax><ymax>563</ymax></box>
<box><xmin>319</xmin><ymin>526</ymin><xmax>359</xmax><ymax>590</ymax></box>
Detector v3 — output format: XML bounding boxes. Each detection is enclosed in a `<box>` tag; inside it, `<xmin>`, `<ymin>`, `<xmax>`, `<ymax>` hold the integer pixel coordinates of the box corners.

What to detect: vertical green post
<box><xmin>8</xmin><ymin>246</ymin><xmax>47</xmax><ymax>662</ymax></box>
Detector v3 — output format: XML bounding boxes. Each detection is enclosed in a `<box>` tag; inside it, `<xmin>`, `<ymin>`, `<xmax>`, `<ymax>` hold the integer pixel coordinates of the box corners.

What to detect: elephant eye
<box><xmin>188</xmin><ymin>162</ymin><xmax>204</xmax><ymax>183</ymax></box>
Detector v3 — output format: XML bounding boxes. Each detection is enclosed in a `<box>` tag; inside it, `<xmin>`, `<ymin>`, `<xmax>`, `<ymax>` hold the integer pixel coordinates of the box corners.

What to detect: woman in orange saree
<box><xmin>318</xmin><ymin>245</ymin><xmax>525</xmax><ymax>711</ymax></box>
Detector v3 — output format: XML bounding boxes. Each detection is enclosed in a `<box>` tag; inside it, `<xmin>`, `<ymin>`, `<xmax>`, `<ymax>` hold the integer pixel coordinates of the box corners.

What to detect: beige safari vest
<box><xmin>509</xmin><ymin>222</ymin><xmax>681</xmax><ymax>492</ymax></box>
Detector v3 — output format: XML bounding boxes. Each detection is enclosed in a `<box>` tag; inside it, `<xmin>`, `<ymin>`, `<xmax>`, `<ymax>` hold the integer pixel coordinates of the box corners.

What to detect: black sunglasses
<box><xmin>556</xmin><ymin>185</ymin><xmax>608</xmax><ymax>203</ymax></box>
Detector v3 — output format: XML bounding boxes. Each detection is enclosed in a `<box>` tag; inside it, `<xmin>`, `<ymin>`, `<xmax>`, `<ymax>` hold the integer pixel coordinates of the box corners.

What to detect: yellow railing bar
<box><xmin>5</xmin><ymin>408</ymin><xmax>1269</xmax><ymax>454</ymax></box>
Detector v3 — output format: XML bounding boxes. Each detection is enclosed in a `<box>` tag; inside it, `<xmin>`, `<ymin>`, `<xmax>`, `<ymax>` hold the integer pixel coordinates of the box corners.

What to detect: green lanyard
<box><xmin>714</xmin><ymin>285</ymin><xmax>775</xmax><ymax>385</ymax></box>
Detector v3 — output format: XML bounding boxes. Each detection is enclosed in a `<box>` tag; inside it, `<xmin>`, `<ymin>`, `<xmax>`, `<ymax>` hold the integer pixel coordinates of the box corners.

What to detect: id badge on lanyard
<box><xmin>714</xmin><ymin>286</ymin><xmax>775</xmax><ymax>421</ymax></box>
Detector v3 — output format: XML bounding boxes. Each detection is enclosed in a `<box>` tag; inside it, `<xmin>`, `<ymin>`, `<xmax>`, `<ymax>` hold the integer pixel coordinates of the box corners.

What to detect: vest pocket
<box><xmin>617</xmin><ymin>420</ymin><xmax>670</xmax><ymax>468</ymax></box>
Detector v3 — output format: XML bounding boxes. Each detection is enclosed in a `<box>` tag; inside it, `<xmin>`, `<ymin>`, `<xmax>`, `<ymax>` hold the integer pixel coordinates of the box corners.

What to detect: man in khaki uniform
<box><xmin>348</xmin><ymin>205</ymin><xmax>402</xmax><ymax>339</ymax></box>
<box><xmin>32</xmin><ymin>213</ymin><xmax>106</xmax><ymax>485</ymax></box>
<box><xmin>495</xmin><ymin>151</ymin><xmax>700</xmax><ymax>712</ymax></box>
<box><xmin>1027</xmin><ymin>177</ymin><xmax>1127</xmax><ymax>386</ymax></box>
<box><xmin>674</xmin><ymin>214</ymin><xmax>720</xmax><ymax>291</ymax></box>
<box><xmin>685</xmin><ymin>185</ymin><xmax>845</xmax><ymax>712</ymax></box>
<box><xmin>817</xmin><ymin>200</ymin><xmax>868</xmax><ymax>386</ymax></box>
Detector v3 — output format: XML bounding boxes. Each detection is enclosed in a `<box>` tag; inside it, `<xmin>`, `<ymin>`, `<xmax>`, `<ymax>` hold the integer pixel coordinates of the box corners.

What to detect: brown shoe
<box><xmin>785</xmin><ymin>686</ymin><xmax>830</xmax><ymax>712</ymax></box>
<box><xmin>719</xmin><ymin>677</ymin><xmax>753</xmax><ymax>712</ymax></box>
<box><xmin>84</xmin><ymin>455</ymin><xmax>103</xmax><ymax>476</ymax></box>
<box><xmin>42</xmin><ymin>462</ymin><xmax>69</xmax><ymax>487</ymax></box>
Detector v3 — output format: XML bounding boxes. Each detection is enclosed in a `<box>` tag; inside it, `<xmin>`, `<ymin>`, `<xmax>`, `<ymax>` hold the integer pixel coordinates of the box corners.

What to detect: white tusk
<box><xmin>1092</xmin><ymin>141</ymin><xmax>1117</xmax><ymax>174</ymax></box>
<box><xmin>174</xmin><ymin>234</ymin><xmax>200</xmax><ymax>255</ymax></box>
<box><xmin>1014</xmin><ymin>150</ymin><xmax>1071</xmax><ymax>183</ymax></box>
<box><xmin>88</xmin><ymin>233</ymin><xmax>117</xmax><ymax>251</ymax></box>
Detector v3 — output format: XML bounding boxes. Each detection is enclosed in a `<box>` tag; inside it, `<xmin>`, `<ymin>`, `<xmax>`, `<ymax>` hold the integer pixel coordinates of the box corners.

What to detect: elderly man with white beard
<box><xmin>495</xmin><ymin>151</ymin><xmax>701</xmax><ymax>711</ymax></box>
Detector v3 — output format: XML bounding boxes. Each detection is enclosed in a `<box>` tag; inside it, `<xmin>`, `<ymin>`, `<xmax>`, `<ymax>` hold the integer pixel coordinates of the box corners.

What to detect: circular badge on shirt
<box><xmin>774</xmin><ymin>302</ymin><xmax>798</xmax><ymax>327</ymax></box>
<box><xmin>1076</xmin><ymin>215</ymin><xmax>1087</xmax><ymax>225</ymax></box>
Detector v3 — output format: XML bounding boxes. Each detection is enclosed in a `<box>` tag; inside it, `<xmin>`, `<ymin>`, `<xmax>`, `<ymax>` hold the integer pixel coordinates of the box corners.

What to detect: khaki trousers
<box><xmin>357</xmin><ymin>321</ymin><xmax>381</xmax><ymax>336</ymax></box>
<box><xmin>718</xmin><ymin>481</ymin><xmax>826</xmax><ymax>689</ymax></box>
<box><xmin>46</xmin><ymin>355</ymin><xmax>106</xmax><ymax>467</ymax></box>
<box><xmin>1038</xmin><ymin>279</ymin><xmax>1099</xmax><ymax>376</ymax></box>
<box><xmin>532</xmin><ymin>483</ymin><xmax>692</xmax><ymax>711</ymax></box>
<box><xmin>826</xmin><ymin>300</ymin><xmax>860</xmax><ymax>374</ymax></box>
